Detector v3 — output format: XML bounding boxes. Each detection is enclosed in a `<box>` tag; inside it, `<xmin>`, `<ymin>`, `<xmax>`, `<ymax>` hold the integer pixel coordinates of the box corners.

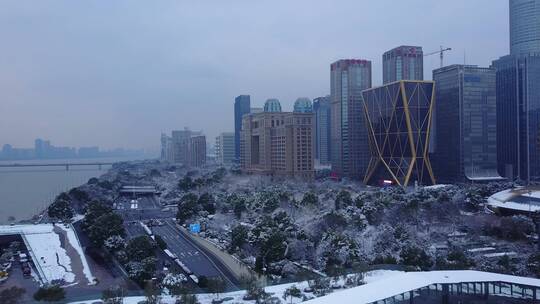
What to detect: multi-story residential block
<box><xmin>313</xmin><ymin>96</ymin><xmax>331</xmax><ymax>165</ymax></box>
<box><xmin>383</xmin><ymin>46</ymin><xmax>424</xmax><ymax>84</ymax></box>
<box><xmin>432</xmin><ymin>65</ymin><xmax>501</xmax><ymax>182</ymax></box>
<box><xmin>234</xmin><ymin>95</ymin><xmax>251</xmax><ymax>162</ymax></box>
<box><xmin>362</xmin><ymin>80</ymin><xmax>436</xmax><ymax>187</ymax></box>
<box><xmin>330</xmin><ymin>59</ymin><xmax>372</xmax><ymax>179</ymax></box>
<box><xmin>215</xmin><ymin>132</ymin><xmax>235</xmax><ymax>165</ymax></box>
<box><xmin>240</xmin><ymin>111</ymin><xmax>314</xmax><ymax>178</ymax></box>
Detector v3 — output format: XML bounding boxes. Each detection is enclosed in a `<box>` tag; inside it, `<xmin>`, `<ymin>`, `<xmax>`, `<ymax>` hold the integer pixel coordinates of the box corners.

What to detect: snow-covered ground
<box><xmin>0</xmin><ymin>223</ymin><xmax>94</xmax><ymax>285</ymax></box>
<box><xmin>68</xmin><ymin>270</ymin><xmax>403</xmax><ymax>304</ymax></box>
<box><xmin>58</xmin><ymin>224</ymin><xmax>96</xmax><ymax>284</ymax></box>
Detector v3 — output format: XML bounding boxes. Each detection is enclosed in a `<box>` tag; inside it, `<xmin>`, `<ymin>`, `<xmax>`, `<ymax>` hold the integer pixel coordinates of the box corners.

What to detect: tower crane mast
<box><xmin>424</xmin><ymin>46</ymin><xmax>452</xmax><ymax>68</ymax></box>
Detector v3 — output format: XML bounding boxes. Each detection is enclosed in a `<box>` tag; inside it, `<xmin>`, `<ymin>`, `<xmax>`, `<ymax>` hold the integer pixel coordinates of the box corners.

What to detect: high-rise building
<box><xmin>510</xmin><ymin>0</ymin><xmax>540</xmax><ymax>56</ymax></box>
<box><xmin>171</xmin><ymin>129</ymin><xmax>192</xmax><ymax>164</ymax></box>
<box><xmin>492</xmin><ymin>54</ymin><xmax>540</xmax><ymax>181</ymax></box>
<box><xmin>189</xmin><ymin>135</ymin><xmax>206</xmax><ymax>167</ymax></box>
<box><xmin>313</xmin><ymin>96</ymin><xmax>331</xmax><ymax>165</ymax></box>
<box><xmin>160</xmin><ymin>133</ymin><xmax>174</xmax><ymax>162</ymax></box>
<box><xmin>490</xmin><ymin>0</ymin><xmax>540</xmax><ymax>181</ymax></box>
<box><xmin>383</xmin><ymin>46</ymin><xmax>424</xmax><ymax>84</ymax></box>
<box><xmin>264</xmin><ymin>99</ymin><xmax>282</xmax><ymax>112</ymax></box>
<box><xmin>240</xmin><ymin>111</ymin><xmax>314</xmax><ymax>178</ymax></box>
<box><xmin>293</xmin><ymin>98</ymin><xmax>313</xmax><ymax>113</ymax></box>
<box><xmin>432</xmin><ymin>65</ymin><xmax>501</xmax><ymax>182</ymax></box>
<box><xmin>234</xmin><ymin>95</ymin><xmax>251</xmax><ymax>162</ymax></box>
<box><xmin>330</xmin><ymin>59</ymin><xmax>372</xmax><ymax>179</ymax></box>
<box><xmin>169</xmin><ymin>129</ymin><xmax>205</xmax><ymax>167</ymax></box>
<box><xmin>362</xmin><ymin>80</ymin><xmax>436</xmax><ymax>186</ymax></box>
<box><xmin>215</xmin><ymin>132</ymin><xmax>235</xmax><ymax>165</ymax></box>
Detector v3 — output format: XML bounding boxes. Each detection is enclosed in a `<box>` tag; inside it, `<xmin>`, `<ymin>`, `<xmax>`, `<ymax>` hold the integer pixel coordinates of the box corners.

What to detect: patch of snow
<box><xmin>488</xmin><ymin>189</ymin><xmax>517</xmax><ymax>203</ymax></box>
<box><xmin>423</xmin><ymin>184</ymin><xmax>451</xmax><ymax>190</ymax></box>
<box><xmin>467</xmin><ymin>247</ymin><xmax>496</xmax><ymax>253</ymax></box>
<box><xmin>304</xmin><ymin>270</ymin><xmax>540</xmax><ymax>304</ymax></box>
<box><xmin>0</xmin><ymin>224</ymin><xmax>76</xmax><ymax>284</ymax></box>
<box><xmin>487</xmin><ymin>199</ymin><xmax>540</xmax><ymax>212</ymax></box>
<box><xmin>24</xmin><ymin>226</ymin><xmax>75</xmax><ymax>283</ymax></box>
<box><xmin>483</xmin><ymin>252</ymin><xmax>517</xmax><ymax>258</ymax></box>
<box><xmin>68</xmin><ymin>270</ymin><xmax>403</xmax><ymax>304</ymax></box>
<box><xmin>58</xmin><ymin>224</ymin><xmax>96</xmax><ymax>285</ymax></box>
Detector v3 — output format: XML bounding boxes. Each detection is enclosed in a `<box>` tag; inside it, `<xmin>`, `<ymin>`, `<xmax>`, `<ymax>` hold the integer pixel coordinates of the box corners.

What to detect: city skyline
<box><xmin>0</xmin><ymin>1</ymin><xmax>507</xmax><ymax>150</ymax></box>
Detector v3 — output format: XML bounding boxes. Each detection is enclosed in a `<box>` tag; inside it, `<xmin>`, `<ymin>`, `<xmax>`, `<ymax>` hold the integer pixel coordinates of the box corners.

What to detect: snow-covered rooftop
<box><xmin>0</xmin><ymin>224</ymin><xmax>94</xmax><ymax>285</ymax></box>
<box><xmin>488</xmin><ymin>187</ymin><xmax>540</xmax><ymax>212</ymax></box>
<box><xmin>304</xmin><ymin>271</ymin><xmax>540</xmax><ymax>304</ymax></box>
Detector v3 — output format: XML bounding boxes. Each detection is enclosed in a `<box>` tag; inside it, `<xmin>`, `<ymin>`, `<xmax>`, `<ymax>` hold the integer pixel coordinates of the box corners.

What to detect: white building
<box><xmin>215</xmin><ymin>132</ymin><xmax>235</xmax><ymax>165</ymax></box>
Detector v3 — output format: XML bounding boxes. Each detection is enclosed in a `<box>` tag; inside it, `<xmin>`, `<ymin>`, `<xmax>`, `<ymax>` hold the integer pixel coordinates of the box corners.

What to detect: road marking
<box><xmin>164</xmin><ymin>220</ymin><xmax>236</xmax><ymax>288</ymax></box>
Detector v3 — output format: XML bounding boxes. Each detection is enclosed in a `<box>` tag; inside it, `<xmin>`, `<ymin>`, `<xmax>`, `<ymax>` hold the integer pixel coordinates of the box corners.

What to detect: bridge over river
<box><xmin>0</xmin><ymin>162</ymin><xmax>114</xmax><ymax>171</ymax></box>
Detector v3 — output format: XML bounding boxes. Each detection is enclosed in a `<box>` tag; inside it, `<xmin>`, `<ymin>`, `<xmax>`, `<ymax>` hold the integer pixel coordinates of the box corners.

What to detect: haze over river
<box><xmin>0</xmin><ymin>157</ymin><xmax>140</xmax><ymax>224</ymax></box>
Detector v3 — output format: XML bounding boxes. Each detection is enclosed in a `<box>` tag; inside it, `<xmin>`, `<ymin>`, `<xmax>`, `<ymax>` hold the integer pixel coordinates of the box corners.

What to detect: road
<box><xmin>153</xmin><ymin>219</ymin><xmax>238</xmax><ymax>290</ymax></box>
<box><xmin>115</xmin><ymin>194</ymin><xmax>239</xmax><ymax>290</ymax></box>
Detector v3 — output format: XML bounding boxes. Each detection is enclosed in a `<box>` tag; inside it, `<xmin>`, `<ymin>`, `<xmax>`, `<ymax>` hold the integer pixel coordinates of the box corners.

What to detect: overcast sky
<box><xmin>0</xmin><ymin>0</ymin><xmax>508</xmax><ymax>151</ymax></box>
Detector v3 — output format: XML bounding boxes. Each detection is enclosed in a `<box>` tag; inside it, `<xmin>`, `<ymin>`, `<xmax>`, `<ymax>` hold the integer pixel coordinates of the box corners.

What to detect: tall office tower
<box><xmin>313</xmin><ymin>96</ymin><xmax>331</xmax><ymax>165</ymax></box>
<box><xmin>234</xmin><ymin>95</ymin><xmax>251</xmax><ymax>162</ymax></box>
<box><xmin>383</xmin><ymin>46</ymin><xmax>424</xmax><ymax>84</ymax></box>
<box><xmin>171</xmin><ymin>129</ymin><xmax>192</xmax><ymax>164</ymax></box>
<box><xmin>492</xmin><ymin>54</ymin><xmax>540</xmax><ymax>181</ymax></box>
<box><xmin>160</xmin><ymin>133</ymin><xmax>169</xmax><ymax>160</ymax></box>
<box><xmin>362</xmin><ymin>81</ymin><xmax>436</xmax><ymax>187</ymax></box>
<box><xmin>189</xmin><ymin>135</ymin><xmax>206</xmax><ymax>167</ymax></box>
<box><xmin>240</xmin><ymin>111</ymin><xmax>314</xmax><ymax>178</ymax></box>
<box><xmin>264</xmin><ymin>99</ymin><xmax>282</xmax><ymax>112</ymax></box>
<box><xmin>490</xmin><ymin>0</ymin><xmax>540</xmax><ymax>181</ymax></box>
<box><xmin>510</xmin><ymin>0</ymin><xmax>540</xmax><ymax>56</ymax></box>
<box><xmin>432</xmin><ymin>65</ymin><xmax>501</xmax><ymax>182</ymax></box>
<box><xmin>215</xmin><ymin>132</ymin><xmax>235</xmax><ymax>164</ymax></box>
<box><xmin>330</xmin><ymin>59</ymin><xmax>372</xmax><ymax>179</ymax></box>
<box><xmin>160</xmin><ymin>133</ymin><xmax>174</xmax><ymax>162</ymax></box>
<box><xmin>293</xmin><ymin>98</ymin><xmax>313</xmax><ymax>113</ymax></box>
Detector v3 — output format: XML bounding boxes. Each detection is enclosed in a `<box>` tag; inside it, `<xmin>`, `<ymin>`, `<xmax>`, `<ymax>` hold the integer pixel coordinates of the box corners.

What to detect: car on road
<box><xmin>21</xmin><ymin>262</ymin><xmax>31</xmax><ymax>277</ymax></box>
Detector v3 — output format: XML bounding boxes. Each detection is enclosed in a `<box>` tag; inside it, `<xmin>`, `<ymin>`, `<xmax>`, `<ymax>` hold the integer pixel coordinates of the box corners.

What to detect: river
<box><xmin>0</xmin><ymin>157</ymin><xmax>140</xmax><ymax>224</ymax></box>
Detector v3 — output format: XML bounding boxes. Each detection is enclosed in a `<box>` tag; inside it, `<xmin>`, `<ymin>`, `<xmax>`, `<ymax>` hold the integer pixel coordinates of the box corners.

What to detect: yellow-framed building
<box><xmin>361</xmin><ymin>80</ymin><xmax>436</xmax><ymax>187</ymax></box>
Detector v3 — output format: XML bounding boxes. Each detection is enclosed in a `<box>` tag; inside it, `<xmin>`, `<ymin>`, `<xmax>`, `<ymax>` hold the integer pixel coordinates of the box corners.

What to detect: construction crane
<box><xmin>424</xmin><ymin>46</ymin><xmax>452</xmax><ymax>68</ymax></box>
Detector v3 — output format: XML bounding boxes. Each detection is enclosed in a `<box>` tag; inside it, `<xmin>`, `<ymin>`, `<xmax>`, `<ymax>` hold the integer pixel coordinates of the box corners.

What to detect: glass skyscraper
<box><xmin>491</xmin><ymin>0</ymin><xmax>540</xmax><ymax>181</ymax></box>
<box><xmin>493</xmin><ymin>54</ymin><xmax>540</xmax><ymax>181</ymax></box>
<box><xmin>510</xmin><ymin>0</ymin><xmax>540</xmax><ymax>56</ymax></box>
<box><xmin>313</xmin><ymin>96</ymin><xmax>331</xmax><ymax>165</ymax></box>
<box><xmin>234</xmin><ymin>95</ymin><xmax>251</xmax><ymax>161</ymax></box>
<box><xmin>330</xmin><ymin>59</ymin><xmax>372</xmax><ymax>179</ymax></box>
<box><xmin>432</xmin><ymin>65</ymin><xmax>500</xmax><ymax>183</ymax></box>
<box><xmin>362</xmin><ymin>81</ymin><xmax>436</xmax><ymax>186</ymax></box>
<box><xmin>383</xmin><ymin>46</ymin><xmax>424</xmax><ymax>84</ymax></box>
